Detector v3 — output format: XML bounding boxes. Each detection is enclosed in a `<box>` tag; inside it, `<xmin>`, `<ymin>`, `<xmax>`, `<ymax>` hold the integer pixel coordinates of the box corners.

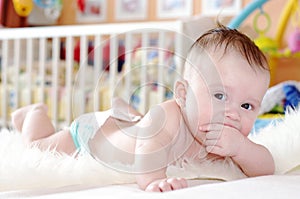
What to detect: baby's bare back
<box><xmin>87</xmin><ymin>100</ymin><xmax>205</xmax><ymax>173</ymax></box>
<box><xmin>88</xmin><ymin>116</ymin><xmax>139</xmax><ymax>165</ymax></box>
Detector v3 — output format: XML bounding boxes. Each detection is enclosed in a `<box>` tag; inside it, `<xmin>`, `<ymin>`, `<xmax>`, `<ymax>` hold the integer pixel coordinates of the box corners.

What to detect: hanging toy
<box><xmin>77</xmin><ymin>0</ymin><xmax>86</xmax><ymax>13</ymax></box>
<box><xmin>12</xmin><ymin>0</ymin><xmax>34</xmax><ymax>17</ymax></box>
<box><xmin>44</xmin><ymin>0</ymin><xmax>62</xmax><ymax>20</ymax></box>
<box><xmin>287</xmin><ymin>5</ymin><xmax>300</xmax><ymax>53</ymax></box>
<box><xmin>33</xmin><ymin>0</ymin><xmax>56</xmax><ymax>8</ymax></box>
<box><xmin>288</xmin><ymin>29</ymin><xmax>300</xmax><ymax>53</ymax></box>
<box><xmin>253</xmin><ymin>10</ymin><xmax>279</xmax><ymax>55</ymax></box>
<box><xmin>33</xmin><ymin>0</ymin><xmax>62</xmax><ymax>21</ymax></box>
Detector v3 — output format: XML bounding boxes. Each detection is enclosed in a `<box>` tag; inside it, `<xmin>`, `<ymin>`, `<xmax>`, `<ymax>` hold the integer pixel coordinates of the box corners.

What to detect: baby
<box><xmin>11</xmin><ymin>23</ymin><xmax>275</xmax><ymax>192</ymax></box>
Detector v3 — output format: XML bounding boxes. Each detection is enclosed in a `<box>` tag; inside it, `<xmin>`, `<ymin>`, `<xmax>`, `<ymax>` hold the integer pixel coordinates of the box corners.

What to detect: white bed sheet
<box><xmin>2</xmin><ymin>106</ymin><xmax>300</xmax><ymax>198</ymax></box>
<box><xmin>1</xmin><ymin>175</ymin><xmax>299</xmax><ymax>199</ymax></box>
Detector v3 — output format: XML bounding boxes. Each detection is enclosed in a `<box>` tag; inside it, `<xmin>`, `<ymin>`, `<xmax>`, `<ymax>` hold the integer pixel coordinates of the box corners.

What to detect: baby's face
<box><xmin>184</xmin><ymin>48</ymin><xmax>270</xmax><ymax>137</ymax></box>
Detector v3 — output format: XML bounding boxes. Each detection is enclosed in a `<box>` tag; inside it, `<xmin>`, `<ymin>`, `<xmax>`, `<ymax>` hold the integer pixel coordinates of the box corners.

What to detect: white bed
<box><xmin>1</xmin><ymin>175</ymin><xmax>300</xmax><ymax>199</ymax></box>
<box><xmin>1</xmin><ymin>18</ymin><xmax>300</xmax><ymax>198</ymax></box>
<box><xmin>1</xmin><ymin>107</ymin><xmax>300</xmax><ymax>198</ymax></box>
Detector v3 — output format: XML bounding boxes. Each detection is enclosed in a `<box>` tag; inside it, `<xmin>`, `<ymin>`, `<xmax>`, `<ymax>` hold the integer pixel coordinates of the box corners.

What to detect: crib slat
<box><xmin>175</xmin><ymin>32</ymin><xmax>184</xmax><ymax>76</ymax></box>
<box><xmin>1</xmin><ymin>40</ymin><xmax>8</xmax><ymax>126</ymax></box>
<box><xmin>124</xmin><ymin>33</ymin><xmax>133</xmax><ymax>102</ymax></box>
<box><xmin>140</xmin><ymin>32</ymin><xmax>149</xmax><ymax>114</ymax></box>
<box><xmin>65</xmin><ymin>36</ymin><xmax>74</xmax><ymax>125</ymax></box>
<box><xmin>38</xmin><ymin>38</ymin><xmax>47</xmax><ymax>103</ymax></box>
<box><xmin>158</xmin><ymin>31</ymin><xmax>166</xmax><ymax>103</ymax></box>
<box><xmin>25</xmin><ymin>38</ymin><xmax>33</xmax><ymax>105</ymax></box>
<box><xmin>12</xmin><ymin>39</ymin><xmax>21</xmax><ymax>111</ymax></box>
<box><xmin>79</xmin><ymin>35</ymin><xmax>88</xmax><ymax>114</ymax></box>
<box><xmin>93</xmin><ymin>35</ymin><xmax>102</xmax><ymax>111</ymax></box>
<box><xmin>52</xmin><ymin>37</ymin><xmax>60</xmax><ymax>127</ymax></box>
<box><xmin>109</xmin><ymin>34</ymin><xmax>118</xmax><ymax>103</ymax></box>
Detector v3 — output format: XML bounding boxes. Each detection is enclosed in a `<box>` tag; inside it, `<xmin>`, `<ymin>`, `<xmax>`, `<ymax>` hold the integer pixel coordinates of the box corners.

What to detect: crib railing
<box><xmin>0</xmin><ymin>21</ymin><xmax>187</xmax><ymax>129</ymax></box>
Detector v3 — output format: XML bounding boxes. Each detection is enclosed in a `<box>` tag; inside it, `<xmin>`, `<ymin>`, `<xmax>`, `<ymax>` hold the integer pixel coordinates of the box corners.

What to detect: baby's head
<box><xmin>183</xmin><ymin>23</ymin><xmax>269</xmax><ymax>81</ymax></box>
<box><xmin>175</xmin><ymin>23</ymin><xmax>270</xmax><ymax>137</ymax></box>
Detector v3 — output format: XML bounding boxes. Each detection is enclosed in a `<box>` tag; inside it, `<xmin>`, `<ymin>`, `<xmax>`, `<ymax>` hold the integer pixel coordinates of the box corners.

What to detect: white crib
<box><xmin>0</xmin><ymin>20</ymin><xmax>197</xmax><ymax>129</ymax></box>
<box><xmin>0</xmin><ymin>16</ymin><xmax>216</xmax><ymax>129</ymax></box>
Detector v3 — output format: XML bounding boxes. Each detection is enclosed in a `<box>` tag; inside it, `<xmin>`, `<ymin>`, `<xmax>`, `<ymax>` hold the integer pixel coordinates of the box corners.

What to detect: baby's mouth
<box><xmin>198</xmin><ymin>122</ymin><xmax>240</xmax><ymax>132</ymax></box>
<box><xmin>223</xmin><ymin>122</ymin><xmax>240</xmax><ymax>131</ymax></box>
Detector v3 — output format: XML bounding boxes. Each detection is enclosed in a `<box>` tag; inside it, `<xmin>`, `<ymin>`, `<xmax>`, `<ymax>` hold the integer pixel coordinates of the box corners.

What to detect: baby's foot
<box><xmin>11</xmin><ymin>103</ymin><xmax>48</xmax><ymax>132</ymax></box>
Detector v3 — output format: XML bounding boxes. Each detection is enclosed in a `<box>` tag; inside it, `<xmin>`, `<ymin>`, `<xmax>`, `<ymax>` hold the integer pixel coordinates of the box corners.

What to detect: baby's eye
<box><xmin>214</xmin><ymin>93</ymin><xmax>226</xmax><ymax>101</ymax></box>
<box><xmin>241</xmin><ymin>103</ymin><xmax>253</xmax><ymax>110</ymax></box>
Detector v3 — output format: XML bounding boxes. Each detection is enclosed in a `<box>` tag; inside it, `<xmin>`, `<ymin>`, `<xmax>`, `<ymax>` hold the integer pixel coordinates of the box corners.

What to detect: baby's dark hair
<box><xmin>188</xmin><ymin>22</ymin><xmax>269</xmax><ymax>72</ymax></box>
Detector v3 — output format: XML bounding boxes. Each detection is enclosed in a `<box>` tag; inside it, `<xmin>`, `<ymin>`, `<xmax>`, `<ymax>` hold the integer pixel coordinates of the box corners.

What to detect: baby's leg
<box><xmin>12</xmin><ymin>103</ymin><xmax>75</xmax><ymax>154</ymax></box>
<box><xmin>30</xmin><ymin>129</ymin><xmax>76</xmax><ymax>155</ymax></box>
<box><xmin>11</xmin><ymin>103</ymin><xmax>48</xmax><ymax>132</ymax></box>
<box><xmin>20</xmin><ymin>103</ymin><xmax>55</xmax><ymax>144</ymax></box>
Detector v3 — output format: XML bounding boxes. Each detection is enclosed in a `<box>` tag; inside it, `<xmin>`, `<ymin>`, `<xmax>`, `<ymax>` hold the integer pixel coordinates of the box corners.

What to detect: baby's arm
<box><xmin>134</xmin><ymin>104</ymin><xmax>188</xmax><ymax>192</ymax></box>
<box><xmin>135</xmin><ymin>142</ymin><xmax>187</xmax><ymax>192</ymax></box>
<box><xmin>231</xmin><ymin>137</ymin><xmax>275</xmax><ymax>177</ymax></box>
<box><xmin>202</xmin><ymin>124</ymin><xmax>275</xmax><ymax>177</ymax></box>
<box><xmin>135</xmin><ymin>139</ymin><xmax>168</xmax><ymax>190</ymax></box>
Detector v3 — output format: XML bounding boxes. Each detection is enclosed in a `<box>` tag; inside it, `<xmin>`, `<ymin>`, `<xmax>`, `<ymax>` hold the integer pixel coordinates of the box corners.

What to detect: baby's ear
<box><xmin>174</xmin><ymin>80</ymin><xmax>188</xmax><ymax>106</ymax></box>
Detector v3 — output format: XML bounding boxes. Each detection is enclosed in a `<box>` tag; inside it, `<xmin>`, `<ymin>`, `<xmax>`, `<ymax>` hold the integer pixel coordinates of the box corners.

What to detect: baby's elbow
<box><xmin>135</xmin><ymin>175</ymin><xmax>150</xmax><ymax>190</ymax></box>
<box><xmin>249</xmin><ymin>161</ymin><xmax>275</xmax><ymax>177</ymax></box>
<box><xmin>261</xmin><ymin>165</ymin><xmax>275</xmax><ymax>176</ymax></box>
<box><xmin>267</xmin><ymin>162</ymin><xmax>275</xmax><ymax>175</ymax></box>
<box><xmin>264</xmin><ymin>154</ymin><xmax>275</xmax><ymax>176</ymax></box>
<box><xmin>255</xmin><ymin>147</ymin><xmax>275</xmax><ymax>176</ymax></box>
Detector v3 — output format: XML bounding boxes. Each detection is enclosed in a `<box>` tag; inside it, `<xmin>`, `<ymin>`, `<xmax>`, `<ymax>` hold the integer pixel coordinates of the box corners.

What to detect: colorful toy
<box><xmin>77</xmin><ymin>0</ymin><xmax>85</xmax><ymax>12</ymax></box>
<box><xmin>12</xmin><ymin>0</ymin><xmax>33</xmax><ymax>17</ymax></box>
<box><xmin>228</xmin><ymin>0</ymin><xmax>269</xmax><ymax>29</ymax></box>
<box><xmin>228</xmin><ymin>0</ymin><xmax>300</xmax><ymax>85</ymax></box>
<box><xmin>288</xmin><ymin>28</ymin><xmax>300</xmax><ymax>53</ymax></box>
<box><xmin>229</xmin><ymin>0</ymin><xmax>299</xmax><ymax>55</ymax></box>
<box><xmin>33</xmin><ymin>0</ymin><xmax>56</xmax><ymax>8</ymax></box>
<box><xmin>253</xmin><ymin>11</ymin><xmax>279</xmax><ymax>55</ymax></box>
<box><xmin>287</xmin><ymin>4</ymin><xmax>300</xmax><ymax>53</ymax></box>
<box><xmin>274</xmin><ymin>0</ymin><xmax>299</xmax><ymax>47</ymax></box>
<box><xmin>283</xmin><ymin>84</ymin><xmax>300</xmax><ymax>110</ymax></box>
<box><xmin>33</xmin><ymin>0</ymin><xmax>62</xmax><ymax>20</ymax></box>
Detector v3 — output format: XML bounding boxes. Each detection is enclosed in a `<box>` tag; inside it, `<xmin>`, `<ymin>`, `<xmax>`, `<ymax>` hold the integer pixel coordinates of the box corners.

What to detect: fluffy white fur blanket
<box><xmin>1</xmin><ymin>109</ymin><xmax>300</xmax><ymax>192</ymax></box>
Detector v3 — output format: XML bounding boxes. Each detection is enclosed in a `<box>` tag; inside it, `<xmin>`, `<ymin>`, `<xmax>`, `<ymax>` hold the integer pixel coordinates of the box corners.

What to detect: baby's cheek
<box><xmin>241</xmin><ymin>118</ymin><xmax>255</xmax><ymax>136</ymax></box>
<box><xmin>185</xmin><ymin>104</ymin><xmax>200</xmax><ymax>132</ymax></box>
<box><xmin>198</xmin><ymin>102</ymin><xmax>215</xmax><ymax>125</ymax></box>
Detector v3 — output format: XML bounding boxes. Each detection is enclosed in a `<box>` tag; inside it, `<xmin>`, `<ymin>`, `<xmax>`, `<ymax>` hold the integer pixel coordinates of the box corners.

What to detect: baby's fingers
<box><xmin>199</xmin><ymin>123</ymin><xmax>224</xmax><ymax>132</ymax></box>
<box><xmin>204</xmin><ymin>139</ymin><xmax>219</xmax><ymax>147</ymax></box>
<box><xmin>158</xmin><ymin>181</ymin><xmax>173</xmax><ymax>192</ymax></box>
<box><xmin>167</xmin><ymin>178</ymin><xmax>188</xmax><ymax>190</ymax></box>
<box><xmin>206</xmin><ymin>145</ymin><xmax>223</xmax><ymax>155</ymax></box>
<box><xmin>205</xmin><ymin>130</ymin><xmax>221</xmax><ymax>140</ymax></box>
<box><xmin>145</xmin><ymin>184</ymin><xmax>161</xmax><ymax>192</ymax></box>
<box><xmin>145</xmin><ymin>178</ymin><xmax>188</xmax><ymax>192</ymax></box>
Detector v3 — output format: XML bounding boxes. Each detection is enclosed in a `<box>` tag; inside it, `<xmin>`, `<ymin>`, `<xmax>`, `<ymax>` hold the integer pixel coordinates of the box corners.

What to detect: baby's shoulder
<box><xmin>148</xmin><ymin>100</ymin><xmax>180</xmax><ymax>118</ymax></box>
<box><xmin>144</xmin><ymin>100</ymin><xmax>182</xmax><ymax>131</ymax></box>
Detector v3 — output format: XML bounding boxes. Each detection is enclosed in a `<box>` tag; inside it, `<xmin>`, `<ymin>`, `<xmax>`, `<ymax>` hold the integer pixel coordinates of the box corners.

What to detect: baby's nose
<box><xmin>225</xmin><ymin>104</ymin><xmax>240</xmax><ymax>121</ymax></box>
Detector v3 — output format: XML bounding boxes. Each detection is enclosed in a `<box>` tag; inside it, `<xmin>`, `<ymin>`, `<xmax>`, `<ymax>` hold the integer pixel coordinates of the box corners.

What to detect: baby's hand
<box><xmin>145</xmin><ymin>177</ymin><xmax>188</xmax><ymax>192</ymax></box>
<box><xmin>200</xmin><ymin>124</ymin><xmax>245</xmax><ymax>157</ymax></box>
